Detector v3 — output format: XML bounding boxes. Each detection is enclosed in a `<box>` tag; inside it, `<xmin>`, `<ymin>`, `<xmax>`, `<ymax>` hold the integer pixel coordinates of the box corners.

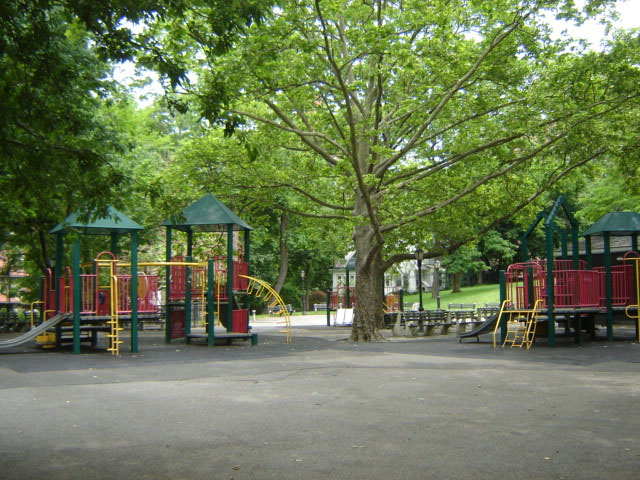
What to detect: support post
<box><xmin>130</xmin><ymin>231</ymin><xmax>139</xmax><ymax>353</ymax></box>
<box><xmin>604</xmin><ymin>231</ymin><xmax>613</xmax><ymax>341</ymax></box>
<box><xmin>165</xmin><ymin>227</ymin><xmax>172</xmax><ymax>344</ymax></box>
<box><xmin>185</xmin><ymin>255</ymin><xmax>192</xmax><ymax>343</ymax></box>
<box><xmin>585</xmin><ymin>235</ymin><xmax>593</xmax><ymax>269</ymax></box>
<box><xmin>571</xmin><ymin>223</ymin><xmax>580</xmax><ymax>270</ymax></box>
<box><xmin>185</xmin><ymin>229</ymin><xmax>193</xmax><ymax>343</ymax></box>
<box><xmin>110</xmin><ymin>232</ymin><xmax>119</xmax><ymax>256</ymax></box>
<box><xmin>546</xmin><ymin>225</ymin><xmax>556</xmax><ymax>347</ymax></box>
<box><xmin>499</xmin><ymin>270</ymin><xmax>507</xmax><ymax>343</ymax></box>
<box><xmin>345</xmin><ymin>265</ymin><xmax>351</xmax><ymax>308</ymax></box>
<box><xmin>207</xmin><ymin>258</ymin><xmax>215</xmax><ymax>346</ymax></box>
<box><xmin>72</xmin><ymin>238</ymin><xmax>81</xmax><ymax>354</ymax></box>
<box><xmin>227</xmin><ymin>224</ymin><xmax>234</xmax><ymax>332</ymax></box>
<box><xmin>55</xmin><ymin>231</ymin><xmax>64</xmax><ymax>350</ymax></box>
<box><xmin>326</xmin><ymin>289</ymin><xmax>331</xmax><ymax>326</ymax></box>
<box><xmin>244</xmin><ymin>230</ymin><xmax>251</xmax><ymax>314</ymax></box>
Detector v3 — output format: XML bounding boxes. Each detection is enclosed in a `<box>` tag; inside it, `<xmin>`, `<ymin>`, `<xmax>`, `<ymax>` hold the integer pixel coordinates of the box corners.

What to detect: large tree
<box><xmin>183</xmin><ymin>0</ymin><xmax>639</xmax><ymax>340</ymax></box>
<box><xmin>0</xmin><ymin>0</ymin><xmax>274</xmax><ymax>275</ymax></box>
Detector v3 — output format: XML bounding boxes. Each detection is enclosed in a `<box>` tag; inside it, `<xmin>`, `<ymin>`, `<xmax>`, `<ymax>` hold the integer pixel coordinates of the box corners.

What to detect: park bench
<box><xmin>268</xmin><ymin>304</ymin><xmax>294</xmax><ymax>316</ymax></box>
<box><xmin>313</xmin><ymin>303</ymin><xmax>328</xmax><ymax>312</ymax></box>
<box><xmin>447</xmin><ymin>303</ymin><xmax>477</xmax><ymax>333</ymax></box>
<box><xmin>402</xmin><ymin>309</ymin><xmax>450</xmax><ymax>336</ymax></box>
<box><xmin>476</xmin><ymin>304</ymin><xmax>501</xmax><ymax>322</ymax></box>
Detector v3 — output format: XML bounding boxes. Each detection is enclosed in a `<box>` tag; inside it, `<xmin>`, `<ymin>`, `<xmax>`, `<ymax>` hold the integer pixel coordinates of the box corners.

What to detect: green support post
<box><xmin>227</xmin><ymin>224</ymin><xmax>234</xmax><ymax>332</ymax></box>
<box><xmin>585</xmin><ymin>235</ymin><xmax>592</xmax><ymax>269</ymax></box>
<box><xmin>207</xmin><ymin>259</ymin><xmax>215</xmax><ymax>346</ymax></box>
<box><xmin>130</xmin><ymin>231</ymin><xmax>139</xmax><ymax>353</ymax></box>
<box><xmin>165</xmin><ymin>227</ymin><xmax>172</xmax><ymax>344</ymax></box>
<box><xmin>604</xmin><ymin>231</ymin><xmax>613</xmax><ymax>341</ymax></box>
<box><xmin>244</xmin><ymin>230</ymin><xmax>251</xmax><ymax>315</ymax></box>
<box><xmin>185</xmin><ymin>255</ymin><xmax>192</xmax><ymax>343</ymax></box>
<box><xmin>399</xmin><ymin>289</ymin><xmax>404</xmax><ymax>312</ymax></box>
<box><xmin>499</xmin><ymin>270</ymin><xmax>507</xmax><ymax>342</ymax></box>
<box><xmin>110</xmin><ymin>232</ymin><xmax>119</xmax><ymax>256</ymax></box>
<box><xmin>571</xmin><ymin>224</ymin><xmax>580</xmax><ymax>270</ymax></box>
<box><xmin>559</xmin><ymin>228</ymin><xmax>568</xmax><ymax>260</ymax></box>
<box><xmin>526</xmin><ymin>267</ymin><xmax>534</xmax><ymax>309</ymax></box>
<box><xmin>55</xmin><ymin>231</ymin><xmax>64</xmax><ymax>350</ymax></box>
<box><xmin>185</xmin><ymin>229</ymin><xmax>193</xmax><ymax>343</ymax></box>
<box><xmin>632</xmin><ymin>234</ymin><xmax>638</xmax><ymax>253</ymax></box>
<box><xmin>546</xmin><ymin>226</ymin><xmax>556</xmax><ymax>347</ymax></box>
<box><xmin>345</xmin><ymin>265</ymin><xmax>351</xmax><ymax>308</ymax></box>
<box><xmin>72</xmin><ymin>238</ymin><xmax>81</xmax><ymax>354</ymax></box>
<box><xmin>326</xmin><ymin>289</ymin><xmax>331</xmax><ymax>326</ymax></box>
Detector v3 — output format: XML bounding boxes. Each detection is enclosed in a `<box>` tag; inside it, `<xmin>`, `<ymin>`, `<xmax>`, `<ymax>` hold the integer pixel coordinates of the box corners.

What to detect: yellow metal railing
<box><xmin>242</xmin><ymin>275</ymin><xmax>292</xmax><ymax>343</ymax></box>
<box><xmin>623</xmin><ymin>254</ymin><xmax>640</xmax><ymax>342</ymax></box>
<box><xmin>29</xmin><ymin>301</ymin><xmax>44</xmax><ymax>329</ymax></box>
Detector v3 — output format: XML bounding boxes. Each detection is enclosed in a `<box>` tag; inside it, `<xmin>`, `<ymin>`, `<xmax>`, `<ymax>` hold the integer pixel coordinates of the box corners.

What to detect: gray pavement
<box><xmin>1</xmin><ymin>316</ymin><xmax>639</xmax><ymax>479</ymax></box>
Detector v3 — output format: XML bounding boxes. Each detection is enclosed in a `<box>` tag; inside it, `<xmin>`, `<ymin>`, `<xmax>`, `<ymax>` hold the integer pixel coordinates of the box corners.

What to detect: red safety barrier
<box><xmin>169</xmin><ymin>256</ymin><xmax>187</xmax><ymax>300</ymax></box>
<box><xmin>540</xmin><ymin>269</ymin><xmax>600</xmax><ymax>308</ymax></box>
<box><xmin>115</xmin><ymin>274</ymin><xmax>160</xmax><ymax>313</ymax></box>
<box><xmin>506</xmin><ymin>258</ymin><xmax>635</xmax><ymax>311</ymax></box>
<box><xmin>594</xmin><ymin>264</ymin><xmax>635</xmax><ymax>306</ymax></box>
<box><xmin>505</xmin><ymin>263</ymin><xmax>544</xmax><ymax>309</ymax></box>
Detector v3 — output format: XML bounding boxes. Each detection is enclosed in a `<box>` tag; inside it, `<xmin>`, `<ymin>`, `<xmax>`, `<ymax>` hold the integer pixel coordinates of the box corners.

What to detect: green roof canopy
<box><xmin>163</xmin><ymin>193</ymin><xmax>253</xmax><ymax>232</ymax></box>
<box><xmin>581</xmin><ymin>212</ymin><xmax>640</xmax><ymax>237</ymax></box>
<box><xmin>50</xmin><ymin>206</ymin><xmax>144</xmax><ymax>235</ymax></box>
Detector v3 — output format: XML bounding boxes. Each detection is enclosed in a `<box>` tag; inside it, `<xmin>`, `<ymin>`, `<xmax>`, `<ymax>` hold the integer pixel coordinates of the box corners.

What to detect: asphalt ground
<box><xmin>1</xmin><ymin>315</ymin><xmax>639</xmax><ymax>480</ymax></box>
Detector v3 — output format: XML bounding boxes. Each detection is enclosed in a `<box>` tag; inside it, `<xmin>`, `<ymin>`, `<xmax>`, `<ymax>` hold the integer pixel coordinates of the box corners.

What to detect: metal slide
<box><xmin>456</xmin><ymin>313</ymin><xmax>499</xmax><ymax>343</ymax></box>
<box><xmin>0</xmin><ymin>313</ymin><xmax>69</xmax><ymax>349</ymax></box>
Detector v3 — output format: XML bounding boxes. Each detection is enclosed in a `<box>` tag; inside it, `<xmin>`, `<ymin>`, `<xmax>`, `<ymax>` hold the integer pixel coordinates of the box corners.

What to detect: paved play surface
<box><xmin>1</xmin><ymin>316</ymin><xmax>639</xmax><ymax>479</ymax></box>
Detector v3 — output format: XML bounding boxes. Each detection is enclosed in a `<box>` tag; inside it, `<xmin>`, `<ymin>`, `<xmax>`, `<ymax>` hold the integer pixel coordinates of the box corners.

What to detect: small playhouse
<box><xmin>31</xmin><ymin>194</ymin><xmax>292</xmax><ymax>355</ymax></box>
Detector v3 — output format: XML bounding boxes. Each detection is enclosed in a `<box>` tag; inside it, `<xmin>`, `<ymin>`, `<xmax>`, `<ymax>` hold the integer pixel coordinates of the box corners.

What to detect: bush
<box><xmin>309</xmin><ymin>289</ymin><xmax>327</xmax><ymax>305</ymax></box>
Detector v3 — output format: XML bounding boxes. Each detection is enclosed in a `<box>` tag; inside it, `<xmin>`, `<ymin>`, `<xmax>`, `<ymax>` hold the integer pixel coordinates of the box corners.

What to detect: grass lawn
<box><xmin>401</xmin><ymin>283</ymin><xmax>500</xmax><ymax>310</ymax></box>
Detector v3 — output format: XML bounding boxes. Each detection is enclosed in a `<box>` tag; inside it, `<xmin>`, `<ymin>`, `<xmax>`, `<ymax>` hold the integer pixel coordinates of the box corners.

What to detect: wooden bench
<box><xmin>313</xmin><ymin>304</ymin><xmax>328</xmax><ymax>312</ymax></box>
<box><xmin>268</xmin><ymin>304</ymin><xmax>294</xmax><ymax>316</ymax></box>
<box><xmin>402</xmin><ymin>309</ymin><xmax>451</xmax><ymax>336</ymax></box>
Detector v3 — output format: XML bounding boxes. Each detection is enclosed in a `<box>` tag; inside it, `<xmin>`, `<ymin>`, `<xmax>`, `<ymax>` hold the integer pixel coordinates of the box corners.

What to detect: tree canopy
<box><xmin>182</xmin><ymin>0</ymin><xmax>640</xmax><ymax>339</ymax></box>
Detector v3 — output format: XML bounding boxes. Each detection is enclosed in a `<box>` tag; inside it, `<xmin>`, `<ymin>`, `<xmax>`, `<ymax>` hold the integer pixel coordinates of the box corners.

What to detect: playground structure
<box><xmin>5</xmin><ymin>194</ymin><xmax>292</xmax><ymax>355</ymax></box>
<box><xmin>492</xmin><ymin>197</ymin><xmax>640</xmax><ymax>347</ymax></box>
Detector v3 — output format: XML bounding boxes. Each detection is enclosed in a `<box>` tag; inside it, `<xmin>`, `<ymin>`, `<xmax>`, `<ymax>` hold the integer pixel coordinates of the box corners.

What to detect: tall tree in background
<box><xmin>187</xmin><ymin>0</ymin><xmax>639</xmax><ymax>340</ymax></box>
<box><xmin>0</xmin><ymin>0</ymin><xmax>274</xmax><ymax>274</ymax></box>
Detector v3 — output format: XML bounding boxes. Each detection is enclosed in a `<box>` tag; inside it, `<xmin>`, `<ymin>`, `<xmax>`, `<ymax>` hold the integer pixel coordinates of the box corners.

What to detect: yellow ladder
<box><xmin>493</xmin><ymin>300</ymin><xmax>541</xmax><ymax>350</ymax></box>
<box><xmin>107</xmin><ymin>274</ymin><xmax>123</xmax><ymax>356</ymax></box>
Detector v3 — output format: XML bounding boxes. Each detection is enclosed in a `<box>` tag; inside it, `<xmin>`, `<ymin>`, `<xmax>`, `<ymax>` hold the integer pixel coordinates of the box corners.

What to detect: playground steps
<box><xmin>502</xmin><ymin>310</ymin><xmax>540</xmax><ymax>350</ymax></box>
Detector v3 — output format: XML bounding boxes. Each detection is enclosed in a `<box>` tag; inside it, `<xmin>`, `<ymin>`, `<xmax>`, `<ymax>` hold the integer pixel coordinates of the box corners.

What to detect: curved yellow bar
<box><xmin>240</xmin><ymin>275</ymin><xmax>292</xmax><ymax>343</ymax></box>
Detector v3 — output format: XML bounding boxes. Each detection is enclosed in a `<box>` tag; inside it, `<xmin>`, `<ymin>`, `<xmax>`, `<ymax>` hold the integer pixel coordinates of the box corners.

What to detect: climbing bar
<box><xmin>240</xmin><ymin>275</ymin><xmax>292</xmax><ymax>343</ymax></box>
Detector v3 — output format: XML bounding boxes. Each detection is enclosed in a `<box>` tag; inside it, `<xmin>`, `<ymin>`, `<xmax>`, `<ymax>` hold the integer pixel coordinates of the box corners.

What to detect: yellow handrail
<box><xmin>241</xmin><ymin>275</ymin><xmax>292</xmax><ymax>343</ymax></box>
<box><xmin>29</xmin><ymin>301</ymin><xmax>44</xmax><ymax>329</ymax></box>
<box><xmin>623</xmin><ymin>255</ymin><xmax>640</xmax><ymax>342</ymax></box>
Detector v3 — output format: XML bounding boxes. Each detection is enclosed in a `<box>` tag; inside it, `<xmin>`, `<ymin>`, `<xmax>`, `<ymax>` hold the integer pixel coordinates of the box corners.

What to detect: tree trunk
<box><xmin>477</xmin><ymin>270</ymin><xmax>483</xmax><ymax>286</ymax></box>
<box><xmin>452</xmin><ymin>272</ymin><xmax>462</xmax><ymax>293</ymax></box>
<box><xmin>350</xmin><ymin>224</ymin><xmax>384</xmax><ymax>341</ymax></box>
<box><xmin>273</xmin><ymin>212</ymin><xmax>288</xmax><ymax>294</ymax></box>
